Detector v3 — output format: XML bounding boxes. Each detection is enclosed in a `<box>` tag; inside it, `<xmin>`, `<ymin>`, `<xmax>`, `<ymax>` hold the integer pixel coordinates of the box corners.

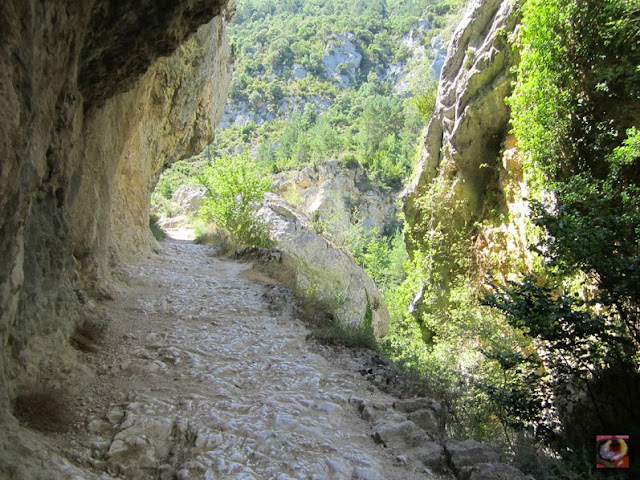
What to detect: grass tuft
<box><xmin>12</xmin><ymin>390</ymin><xmax>72</xmax><ymax>433</ymax></box>
<box><xmin>149</xmin><ymin>213</ymin><xmax>166</xmax><ymax>241</ymax></box>
<box><xmin>307</xmin><ymin>321</ymin><xmax>378</xmax><ymax>350</ymax></box>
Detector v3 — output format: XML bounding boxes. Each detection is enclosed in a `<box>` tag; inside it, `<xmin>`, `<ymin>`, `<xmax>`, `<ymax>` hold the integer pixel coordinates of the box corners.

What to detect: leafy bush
<box><xmin>197</xmin><ymin>153</ymin><xmax>274</xmax><ymax>248</ymax></box>
<box><xmin>486</xmin><ymin>0</ymin><xmax>640</xmax><ymax>473</ymax></box>
<box><xmin>411</xmin><ymin>79</ymin><xmax>438</xmax><ymax>121</ymax></box>
<box><xmin>507</xmin><ymin>0</ymin><xmax>640</xmax><ymax>186</ymax></box>
<box><xmin>483</xmin><ymin>130</ymin><xmax>640</xmax><ymax>442</ymax></box>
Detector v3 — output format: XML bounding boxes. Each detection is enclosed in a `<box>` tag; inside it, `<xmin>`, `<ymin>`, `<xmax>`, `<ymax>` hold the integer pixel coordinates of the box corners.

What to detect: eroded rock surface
<box><xmin>259</xmin><ymin>194</ymin><xmax>390</xmax><ymax>337</ymax></box>
<box><xmin>404</xmin><ymin>0</ymin><xmax>522</xmax><ymax>242</ymax></box>
<box><xmin>323</xmin><ymin>33</ymin><xmax>362</xmax><ymax>88</ymax></box>
<box><xmin>3</xmin><ymin>233</ymin><xmax>457</xmax><ymax>479</ymax></box>
<box><xmin>273</xmin><ymin>160</ymin><xmax>399</xmax><ymax>238</ymax></box>
<box><xmin>172</xmin><ymin>184</ymin><xmax>208</xmax><ymax>216</ymax></box>
<box><xmin>0</xmin><ymin>0</ymin><xmax>233</xmax><ymax>425</ymax></box>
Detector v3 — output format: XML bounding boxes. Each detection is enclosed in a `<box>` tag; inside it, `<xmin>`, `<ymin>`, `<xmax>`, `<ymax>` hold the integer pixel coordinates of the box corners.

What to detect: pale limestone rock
<box><xmin>74</xmin><ymin>14</ymin><xmax>233</xmax><ymax>273</ymax></box>
<box><xmin>273</xmin><ymin>160</ymin><xmax>399</xmax><ymax>238</ymax></box>
<box><xmin>259</xmin><ymin>194</ymin><xmax>390</xmax><ymax>337</ymax></box>
<box><xmin>291</xmin><ymin>63</ymin><xmax>308</xmax><ymax>79</ymax></box>
<box><xmin>404</xmin><ymin>0</ymin><xmax>522</xmax><ymax>237</ymax></box>
<box><xmin>322</xmin><ymin>33</ymin><xmax>362</xmax><ymax>87</ymax></box>
<box><xmin>0</xmin><ymin>0</ymin><xmax>234</xmax><ymax>476</ymax></box>
<box><xmin>371</xmin><ymin>413</ymin><xmax>426</xmax><ymax>448</ymax></box>
<box><xmin>171</xmin><ymin>184</ymin><xmax>207</xmax><ymax>216</ymax></box>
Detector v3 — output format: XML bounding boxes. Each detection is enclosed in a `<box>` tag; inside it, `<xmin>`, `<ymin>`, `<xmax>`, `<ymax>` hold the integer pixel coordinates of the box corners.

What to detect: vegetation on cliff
<box><xmin>372</xmin><ymin>0</ymin><xmax>640</xmax><ymax>477</ymax></box>
<box><xmin>395</xmin><ymin>0</ymin><xmax>639</xmax><ymax>476</ymax></box>
<box><xmin>487</xmin><ymin>0</ymin><xmax>640</xmax><ymax>470</ymax></box>
<box><xmin>153</xmin><ymin>1</ymin><xmax>638</xmax><ymax>475</ymax></box>
<box><xmin>154</xmin><ymin>0</ymin><xmax>463</xmax><ymax>204</ymax></box>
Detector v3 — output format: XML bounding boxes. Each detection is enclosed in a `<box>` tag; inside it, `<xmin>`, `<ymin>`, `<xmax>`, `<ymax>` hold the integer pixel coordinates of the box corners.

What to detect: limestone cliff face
<box><xmin>273</xmin><ymin>161</ymin><xmax>399</xmax><ymax>239</ymax></box>
<box><xmin>402</xmin><ymin>0</ymin><xmax>527</xmax><ymax>318</ymax></box>
<box><xmin>0</xmin><ymin>0</ymin><xmax>233</xmax><ymax>417</ymax></box>
<box><xmin>404</xmin><ymin>0</ymin><xmax>521</xmax><ymax>242</ymax></box>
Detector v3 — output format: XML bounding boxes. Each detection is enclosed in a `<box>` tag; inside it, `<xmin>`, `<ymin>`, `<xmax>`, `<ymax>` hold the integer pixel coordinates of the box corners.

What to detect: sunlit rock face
<box><xmin>260</xmin><ymin>194</ymin><xmax>390</xmax><ymax>337</ymax></box>
<box><xmin>404</xmin><ymin>0</ymin><xmax>522</xmax><ymax>248</ymax></box>
<box><xmin>272</xmin><ymin>160</ymin><xmax>399</xmax><ymax>238</ymax></box>
<box><xmin>0</xmin><ymin>0</ymin><xmax>234</xmax><ymax>416</ymax></box>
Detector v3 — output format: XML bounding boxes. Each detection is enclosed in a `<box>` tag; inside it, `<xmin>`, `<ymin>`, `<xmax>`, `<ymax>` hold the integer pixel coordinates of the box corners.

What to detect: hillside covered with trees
<box><xmin>154</xmin><ymin>0</ymin><xmax>464</xmax><ymax>198</ymax></box>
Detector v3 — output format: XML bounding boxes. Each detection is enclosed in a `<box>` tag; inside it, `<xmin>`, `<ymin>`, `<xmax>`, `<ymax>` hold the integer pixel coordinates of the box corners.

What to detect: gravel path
<box><xmin>54</xmin><ymin>231</ymin><xmax>442</xmax><ymax>479</ymax></box>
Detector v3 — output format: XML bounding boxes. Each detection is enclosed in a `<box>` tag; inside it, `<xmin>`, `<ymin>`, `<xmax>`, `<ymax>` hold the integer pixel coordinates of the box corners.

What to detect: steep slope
<box><xmin>153</xmin><ymin>0</ymin><xmax>469</xmax><ymax>238</ymax></box>
<box><xmin>0</xmin><ymin>0</ymin><xmax>233</xmax><ymax>429</ymax></box>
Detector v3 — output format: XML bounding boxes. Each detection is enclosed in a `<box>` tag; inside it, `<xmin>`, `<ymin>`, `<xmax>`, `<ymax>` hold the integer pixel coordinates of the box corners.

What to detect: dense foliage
<box><xmin>210</xmin><ymin>0</ymin><xmax>462</xmax><ymax>189</ymax></box>
<box><xmin>376</xmin><ymin>1</ymin><xmax>640</xmax><ymax>476</ymax></box>
<box><xmin>197</xmin><ymin>153</ymin><xmax>274</xmax><ymax>248</ymax></box>
<box><xmin>484</xmin><ymin>0</ymin><xmax>640</xmax><ymax>472</ymax></box>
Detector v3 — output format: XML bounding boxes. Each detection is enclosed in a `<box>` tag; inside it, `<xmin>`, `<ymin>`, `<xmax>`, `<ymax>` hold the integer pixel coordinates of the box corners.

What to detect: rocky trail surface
<box><xmin>48</xmin><ymin>230</ymin><xmax>457</xmax><ymax>480</ymax></box>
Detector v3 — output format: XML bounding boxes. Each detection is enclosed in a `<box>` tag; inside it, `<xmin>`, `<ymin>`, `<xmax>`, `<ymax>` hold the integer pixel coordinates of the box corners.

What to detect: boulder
<box><xmin>446</xmin><ymin>439</ymin><xmax>500</xmax><ymax>473</ymax></box>
<box><xmin>371</xmin><ymin>414</ymin><xmax>426</xmax><ymax>449</ymax></box>
<box><xmin>458</xmin><ymin>462</ymin><xmax>528</xmax><ymax>480</ymax></box>
<box><xmin>171</xmin><ymin>184</ymin><xmax>207</xmax><ymax>216</ymax></box>
<box><xmin>408</xmin><ymin>409</ymin><xmax>441</xmax><ymax>436</ymax></box>
<box><xmin>259</xmin><ymin>194</ymin><xmax>390</xmax><ymax>337</ymax></box>
<box><xmin>394</xmin><ymin>398</ymin><xmax>445</xmax><ymax>437</ymax></box>
<box><xmin>394</xmin><ymin>398</ymin><xmax>442</xmax><ymax>414</ymax></box>
<box><xmin>408</xmin><ymin>442</ymin><xmax>446</xmax><ymax>469</ymax></box>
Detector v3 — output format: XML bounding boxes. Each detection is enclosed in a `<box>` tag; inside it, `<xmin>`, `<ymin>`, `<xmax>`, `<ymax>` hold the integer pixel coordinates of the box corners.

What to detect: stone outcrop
<box><xmin>259</xmin><ymin>194</ymin><xmax>390</xmax><ymax>337</ymax></box>
<box><xmin>351</xmin><ymin>388</ymin><xmax>525</xmax><ymax>479</ymax></box>
<box><xmin>0</xmin><ymin>0</ymin><xmax>233</xmax><ymax>427</ymax></box>
<box><xmin>404</xmin><ymin>0</ymin><xmax>522</xmax><ymax>246</ymax></box>
<box><xmin>171</xmin><ymin>184</ymin><xmax>207</xmax><ymax>216</ymax></box>
<box><xmin>273</xmin><ymin>160</ymin><xmax>399</xmax><ymax>238</ymax></box>
<box><xmin>322</xmin><ymin>32</ymin><xmax>362</xmax><ymax>88</ymax></box>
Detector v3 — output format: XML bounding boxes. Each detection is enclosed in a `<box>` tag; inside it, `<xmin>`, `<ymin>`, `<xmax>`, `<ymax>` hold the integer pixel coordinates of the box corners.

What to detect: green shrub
<box><xmin>308</xmin><ymin>320</ymin><xmax>378</xmax><ymax>350</ymax></box>
<box><xmin>484</xmin><ymin>1</ymin><xmax>640</xmax><ymax>474</ymax></box>
<box><xmin>197</xmin><ymin>153</ymin><xmax>273</xmax><ymax>248</ymax></box>
<box><xmin>411</xmin><ymin>80</ymin><xmax>438</xmax><ymax>121</ymax></box>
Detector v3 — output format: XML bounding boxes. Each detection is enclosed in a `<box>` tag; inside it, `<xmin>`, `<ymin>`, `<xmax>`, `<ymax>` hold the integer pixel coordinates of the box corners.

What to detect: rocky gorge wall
<box><xmin>404</xmin><ymin>0</ymin><xmax>526</xmax><ymax>284</ymax></box>
<box><xmin>0</xmin><ymin>0</ymin><xmax>234</xmax><ymax>420</ymax></box>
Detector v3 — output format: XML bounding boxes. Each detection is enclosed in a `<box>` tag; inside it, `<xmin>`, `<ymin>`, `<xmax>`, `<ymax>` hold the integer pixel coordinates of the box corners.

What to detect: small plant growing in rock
<box><xmin>464</xmin><ymin>47</ymin><xmax>476</xmax><ymax>69</ymax></box>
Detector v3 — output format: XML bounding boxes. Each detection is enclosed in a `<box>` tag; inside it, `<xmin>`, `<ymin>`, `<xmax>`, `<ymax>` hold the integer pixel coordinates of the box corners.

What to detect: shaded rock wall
<box><xmin>0</xmin><ymin>0</ymin><xmax>233</xmax><ymax>417</ymax></box>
